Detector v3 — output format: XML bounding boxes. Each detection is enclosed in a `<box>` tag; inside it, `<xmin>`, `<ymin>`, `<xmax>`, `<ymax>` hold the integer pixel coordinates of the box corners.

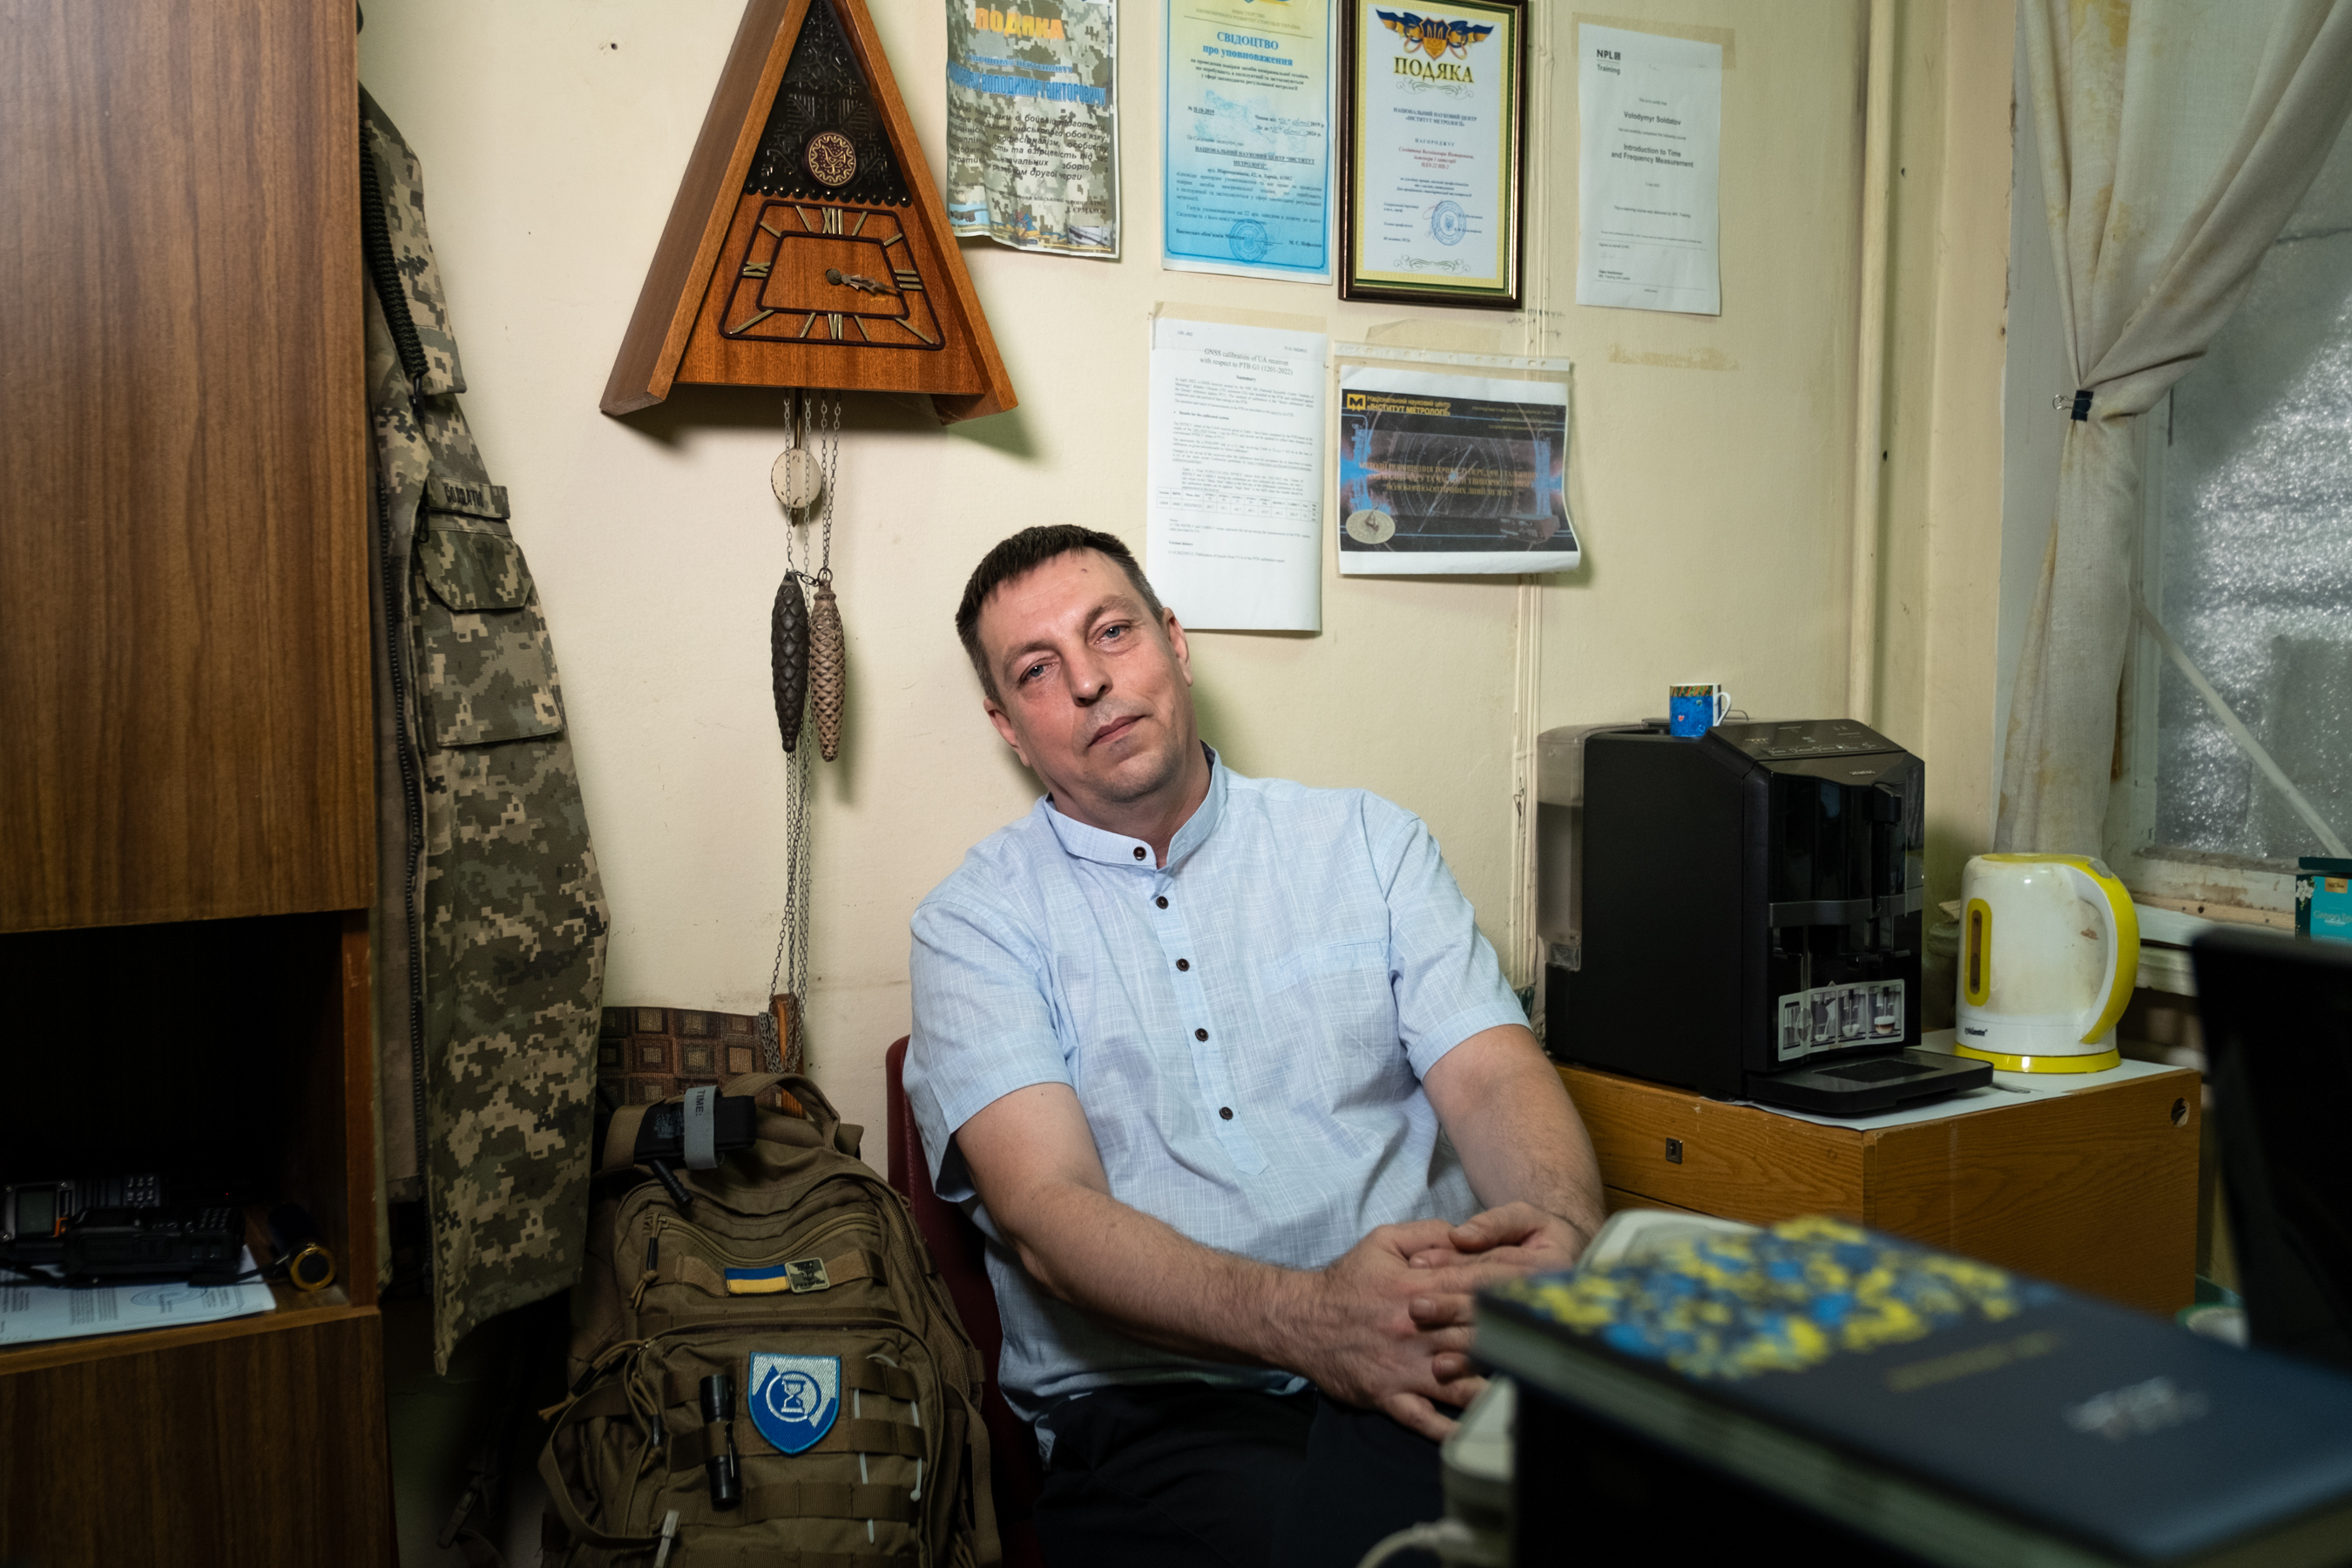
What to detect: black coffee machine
<box><xmin>1542</xmin><ymin>719</ymin><xmax>1990</xmax><ymax>1114</ymax></box>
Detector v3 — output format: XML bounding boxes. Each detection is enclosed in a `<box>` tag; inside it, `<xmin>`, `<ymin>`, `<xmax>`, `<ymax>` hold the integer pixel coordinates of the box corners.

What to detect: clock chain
<box><xmin>763</xmin><ymin>389</ymin><xmax>844</xmax><ymax>1075</ymax></box>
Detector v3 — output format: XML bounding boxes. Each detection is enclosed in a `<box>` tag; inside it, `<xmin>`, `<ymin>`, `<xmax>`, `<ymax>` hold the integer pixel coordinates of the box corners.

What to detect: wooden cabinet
<box><xmin>0</xmin><ymin>1</ymin><xmax>391</xmax><ymax>1561</ymax></box>
<box><xmin>0</xmin><ymin>0</ymin><xmax>370</xmax><ymax>934</ymax></box>
<box><xmin>1563</xmin><ymin>1064</ymin><xmax>2202</xmax><ymax>1317</ymax></box>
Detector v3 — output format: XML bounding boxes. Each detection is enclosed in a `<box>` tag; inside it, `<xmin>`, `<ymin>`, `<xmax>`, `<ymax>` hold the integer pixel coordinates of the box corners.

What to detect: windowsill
<box><xmin>2115</xmin><ymin>848</ymin><xmax>2295</xmax><ymax>920</ymax></box>
<box><xmin>2130</xmin><ymin>894</ymin><xmax>2293</xmax><ymax>997</ymax></box>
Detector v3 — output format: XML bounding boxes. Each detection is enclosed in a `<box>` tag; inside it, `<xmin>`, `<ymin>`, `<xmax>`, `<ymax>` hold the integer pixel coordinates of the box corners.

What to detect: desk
<box><xmin>1557</xmin><ymin>1058</ymin><xmax>2200</xmax><ymax>1315</ymax></box>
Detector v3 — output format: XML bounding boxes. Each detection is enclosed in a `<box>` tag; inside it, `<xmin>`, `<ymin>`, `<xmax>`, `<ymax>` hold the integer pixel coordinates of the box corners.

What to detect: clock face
<box><xmin>662</xmin><ymin>0</ymin><xmax>999</xmax><ymax>401</ymax></box>
<box><xmin>717</xmin><ymin>199</ymin><xmax>942</xmax><ymax>350</ymax></box>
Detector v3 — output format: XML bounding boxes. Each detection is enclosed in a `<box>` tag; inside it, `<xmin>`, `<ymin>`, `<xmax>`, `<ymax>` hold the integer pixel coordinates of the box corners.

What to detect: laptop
<box><xmin>2193</xmin><ymin>926</ymin><xmax>2352</xmax><ymax>1370</ymax></box>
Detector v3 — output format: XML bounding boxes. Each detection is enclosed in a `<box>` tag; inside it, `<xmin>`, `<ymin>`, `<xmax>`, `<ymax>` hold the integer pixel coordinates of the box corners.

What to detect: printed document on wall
<box><xmin>1576</xmin><ymin>24</ymin><xmax>1721</xmax><ymax>314</ymax></box>
<box><xmin>1162</xmin><ymin>0</ymin><xmax>1334</xmax><ymax>282</ymax></box>
<box><xmin>1146</xmin><ymin>318</ymin><xmax>1326</xmax><ymax>631</ymax></box>
<box><xmin>946</xmin><ymin>0</ymin><xmax>1119</xmax><ymax>258</ymax></box>
<box><xmin>1335</xmin><ymin>365</ymin><xmax>1576</xmax><ymax>576</ymax></box>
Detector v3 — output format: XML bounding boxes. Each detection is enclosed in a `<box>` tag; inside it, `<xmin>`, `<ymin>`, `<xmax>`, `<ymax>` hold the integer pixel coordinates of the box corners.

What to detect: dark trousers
<box><xmin>1032</xmin><ymin>1384</ymin><xmax>1449</xmax><ymax>1568</ymax></box>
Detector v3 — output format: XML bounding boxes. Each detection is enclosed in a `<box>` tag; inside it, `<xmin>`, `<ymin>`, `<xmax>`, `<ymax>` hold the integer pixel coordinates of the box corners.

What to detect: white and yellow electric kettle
<box><xmin>1953</xmin><ymin>854</ymin><xmax>2139</xmax><ymax>1072</ymax></box>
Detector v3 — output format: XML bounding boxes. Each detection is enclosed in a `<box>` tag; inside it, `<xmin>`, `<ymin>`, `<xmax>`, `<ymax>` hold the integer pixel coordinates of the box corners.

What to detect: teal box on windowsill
<box><xmin>2298</xmin><ymin>857</ymin><xmax>2352</xmax><ymax>946</ymax></box>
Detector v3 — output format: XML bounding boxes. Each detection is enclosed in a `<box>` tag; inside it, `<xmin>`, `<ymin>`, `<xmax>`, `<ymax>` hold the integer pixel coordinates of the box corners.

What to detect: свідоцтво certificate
<box><xmin>1163</xmin><ymin>0</ymin><xmax>1333</xmax><ymax>281</ymax></box>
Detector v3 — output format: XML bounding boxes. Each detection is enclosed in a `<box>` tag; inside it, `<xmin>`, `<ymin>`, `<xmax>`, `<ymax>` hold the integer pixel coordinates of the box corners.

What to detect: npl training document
<box><xmin>1576</xmin><ymin>23</ymin><xmax>1721</xmax><ymax>314</ymax></box>
<box><xmin>1146</xmin><ymin>317</ymin><xmax>1326</xmax><ymax>631</ymax></box>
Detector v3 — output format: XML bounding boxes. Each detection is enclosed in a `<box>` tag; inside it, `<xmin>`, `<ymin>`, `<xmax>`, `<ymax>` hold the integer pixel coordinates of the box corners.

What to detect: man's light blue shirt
<box><xmin>905</xmin><ymin>749</ymin><xmax>1525</xmax><ymax>1426</ymax></box>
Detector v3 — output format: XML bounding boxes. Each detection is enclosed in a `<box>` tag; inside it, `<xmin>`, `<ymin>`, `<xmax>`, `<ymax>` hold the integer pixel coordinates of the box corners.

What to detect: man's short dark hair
<box><xmin>956</xmin><ymin>525</ymin><xmax>1166</xmax><ymax>701</ymax></box>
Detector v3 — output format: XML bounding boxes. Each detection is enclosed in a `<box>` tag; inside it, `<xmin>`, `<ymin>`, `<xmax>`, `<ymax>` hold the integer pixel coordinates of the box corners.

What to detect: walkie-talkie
<box><xmin>1</xmin><ymin>1174</ymin><xmax>245</xmax><ymax>1282</ymax></box>
<box><xmin>57</xmin><ymin>1205</ymin><xmax>243</xmax><ymax>1283</ymax></box>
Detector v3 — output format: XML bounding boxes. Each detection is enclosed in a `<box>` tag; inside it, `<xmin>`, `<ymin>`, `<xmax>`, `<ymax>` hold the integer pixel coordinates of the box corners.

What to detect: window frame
<box><xmin>2104</xmin><ymin>389</ymin><xmax>2316</xmax><ymax>919</ymax></box>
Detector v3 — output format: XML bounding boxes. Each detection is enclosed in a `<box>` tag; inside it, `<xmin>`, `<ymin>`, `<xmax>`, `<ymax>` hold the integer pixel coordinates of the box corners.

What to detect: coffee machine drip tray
<box><xmin>1744</xmin><ymin>1048</ymin><xmax>1993</xmax><ymax>1116</ymax></box>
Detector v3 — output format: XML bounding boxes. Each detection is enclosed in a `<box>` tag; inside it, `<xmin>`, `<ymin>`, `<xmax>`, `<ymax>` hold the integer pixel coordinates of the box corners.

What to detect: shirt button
<box><xmin>1132</xmin><ymin>846</ymin><xmax>1146</xmax><ymax>860</ymax></box>
<box><xmin>1176</xmin><ymin>958</ymin><xmax>1190</xmax><ymax>971</ymax></box>
<box><xmin>1194</xmin><ymin>1028</ymin><xmax>1208</xmax><ymax>1041</ymax></box>
<box><xmin>1219</xmin><ymin>1106</ymin><xmax>1233</xmax><ymax>1120</ymax></box>
<box><xmin>1155</xmin><ymin>896</ymin><xmax>1168</xmax><ymax>909</ymax></box>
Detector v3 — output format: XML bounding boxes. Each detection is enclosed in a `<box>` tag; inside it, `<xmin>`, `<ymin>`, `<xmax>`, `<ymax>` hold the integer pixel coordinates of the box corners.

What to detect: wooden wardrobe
<box><xmin>0</xmin><ymin>1</ymin><xmax>393</xmax><ymax>1559</ymax></box>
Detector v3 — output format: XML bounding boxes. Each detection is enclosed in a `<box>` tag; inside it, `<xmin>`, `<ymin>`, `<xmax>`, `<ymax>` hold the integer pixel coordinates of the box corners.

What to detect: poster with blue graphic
<box><xmin>945</xmin><ymin>0</ymin><xmax>1119</xmax><ymax>258</ymax></box>
<box><xmin>1335</xmin><ymin>364</ymin><xmax>1576</xmax><ymax>575</ymax></box>
<box><xmin>1163</xmin><ymin>0</ymin><xmax>1334</xmax><ymax>281</ymax></box>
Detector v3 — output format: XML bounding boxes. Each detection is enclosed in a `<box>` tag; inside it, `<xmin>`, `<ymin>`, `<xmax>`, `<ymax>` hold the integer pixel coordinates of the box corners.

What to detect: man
<box><xmin>906</xmin><ymin>526</ymin><xmax>1604</xmax><ymax>1567</ymax></box>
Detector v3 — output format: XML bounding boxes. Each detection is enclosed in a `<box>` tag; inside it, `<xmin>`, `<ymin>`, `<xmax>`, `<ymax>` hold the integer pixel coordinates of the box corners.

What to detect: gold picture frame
<box><xmin>1339</xmin><ymin>0</ymin><xmax>1526</xmax><ymax>308</ymax></box>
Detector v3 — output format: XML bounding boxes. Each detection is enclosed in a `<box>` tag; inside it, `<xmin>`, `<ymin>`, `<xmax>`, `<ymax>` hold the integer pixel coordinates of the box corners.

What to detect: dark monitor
<box><xmin>2193</xmin><ymin>926</ymin><xmax>2352</xmax><ymax>1370</ymax></box>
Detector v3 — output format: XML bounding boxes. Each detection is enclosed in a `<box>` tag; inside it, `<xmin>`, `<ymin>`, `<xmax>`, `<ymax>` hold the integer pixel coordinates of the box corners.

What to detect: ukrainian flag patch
<box><xmin>726</xmin><ymin>1265</ymin><xmax>793</xmax><ymax>1295</ymax></box>
<box><xmin>726</xmin><ymin>1257</ymin><xmax>831</xmax><ymax>1294</ymax></box>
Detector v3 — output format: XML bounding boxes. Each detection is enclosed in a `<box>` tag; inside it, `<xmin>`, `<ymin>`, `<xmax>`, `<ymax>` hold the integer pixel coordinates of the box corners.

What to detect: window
<box><xmin>2105</xmin><ymin>124</ymin><xmax>2352</xmax><ymax>910</ymax></box>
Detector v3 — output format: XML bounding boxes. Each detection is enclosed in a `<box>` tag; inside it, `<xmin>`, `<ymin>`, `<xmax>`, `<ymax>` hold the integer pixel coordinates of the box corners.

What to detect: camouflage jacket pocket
<box><xmin>413</xmin><ymin>476</ymin><xmax>564</xmax><ymax>748</ymax></box>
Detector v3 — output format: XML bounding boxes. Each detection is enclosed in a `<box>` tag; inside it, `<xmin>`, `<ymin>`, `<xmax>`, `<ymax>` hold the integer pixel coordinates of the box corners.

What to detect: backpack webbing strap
<box><xmin>562</xmin><ymin>1380</ymin><xmax>633</xmax><ymax>1426</ymax></box>
<box><xmin>603</xmin><ymin>1455</ymin><xmax>921</xmax><ymax>1529</ymax></box>
<box><xmin>600</xmin><ymin>1104</ymin><xmax>653</xmax><ymax>1174</ymax></box>
<box><xmin>740</xmin><ymin>1482</ymin><xmax>918</xmax><ymax>1525</ymax></box>
<box><xmin>656</xmin><ymin>1253</ymin><xmax>729</xmax><ymax>1295</ymax></box>
<box><xmin>536</xmin><ymin>1389</ymin><xmax>662</xmax><ymax>1554</ymax></box>
<box><xmin>709</xmin><ymin>1249</ymin><xmax>885</xmax><ymax>1296</ymax></box>
<box><xmin>632</xmin><ymin>1247</ymin><xmax>888</xmax><ymax>1313</ymax></box>
<box><xmin>808</xmin><ymin>1416</ymin><xmax>929</xmax><ymax>1461</ymax></box>
<box><xmin>956</xmin><ymin>1386</ymin><xmax>1003</xmax><ymax>1568</ymax></box>
<box><xmin>623</xmin><ymin>1355</ymin><xmax>918</xmax><ymax>1413</ymax></box>
<box><xmin>569</xmin><ymin>1362</ymin><xmax>931</xmax><ymax>1443</ymax></box>
<box><xmin>839</xmin><ymin>1354</ymin><xmax>923</xmax><ymax>1402</ymax></box>
<box><xmin>679</xmin><ymin>1415</ymin><xmax>927</xmax><ymax>1466</ymax></box>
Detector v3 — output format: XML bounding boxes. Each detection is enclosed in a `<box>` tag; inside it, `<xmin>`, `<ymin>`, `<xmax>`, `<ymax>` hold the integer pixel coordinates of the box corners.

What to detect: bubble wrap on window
<box><xmin>2153</xmin><ymin>137</ymin><xmax>2352</xmax><ymax>862</ymax></box>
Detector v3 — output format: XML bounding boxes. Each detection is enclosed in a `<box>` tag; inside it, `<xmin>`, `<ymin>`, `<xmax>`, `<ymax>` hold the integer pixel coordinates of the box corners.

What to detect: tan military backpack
<box><xmin>539</xmin><ymin>1073</ymin><xmax>1000</xmax><ymax>1567</ymax></box>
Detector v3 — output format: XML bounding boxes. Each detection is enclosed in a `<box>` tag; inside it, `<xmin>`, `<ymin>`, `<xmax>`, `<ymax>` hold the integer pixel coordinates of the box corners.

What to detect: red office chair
<box><xmin>885</xmin><ymin>1037</ymin><xmax>1048</xmax><ymax>1568</ymax></box>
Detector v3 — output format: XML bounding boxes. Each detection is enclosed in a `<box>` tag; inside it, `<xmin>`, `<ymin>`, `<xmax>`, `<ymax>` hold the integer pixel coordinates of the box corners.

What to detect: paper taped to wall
<box><xmin>1146</xmin><ymin>317</ymin><xmax>1328</xmax><ymax>630</ymax></box>
<box><xmin>1335</xmin><ymin>364</ymin><xmax>1577</xmax><ymax>574</ymax></box>
<box><xmin>945</xmin><ymin>0</ymin><xmax>1119</xmax><ymax>258</ymax></box>
<box><xmin>1576</xmin><ymin>22</ymin><xmax>1722</xmax><ymax>314</ymax></box>
<box><xmin>1162</xmin><ymin>0</ymin><xmax>1335</xmax><ymax>281</ymax></box>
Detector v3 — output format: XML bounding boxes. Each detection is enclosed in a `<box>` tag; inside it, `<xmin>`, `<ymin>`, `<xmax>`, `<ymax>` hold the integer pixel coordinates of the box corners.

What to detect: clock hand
<box><xmin>823</xmin><ymin>267</ymin><xmax>896</xmax><ymax>295</ymax></box>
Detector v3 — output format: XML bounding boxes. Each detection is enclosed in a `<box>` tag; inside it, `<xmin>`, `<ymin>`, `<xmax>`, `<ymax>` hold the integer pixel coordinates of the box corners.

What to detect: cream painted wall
<box><xmin>1872</xmin><ymin>0</ymin><xmax>2016</xmax><ymax>927</ymax></box>
<box><xmin>1531</xmin><ymin>3</ymin><xmax>1866</xmax><ymax>737</ymax></box>
<box><xmin>358</xmin><ymin>0</ymin><xmax>1889</xmax><ymax>1139</ymax></box>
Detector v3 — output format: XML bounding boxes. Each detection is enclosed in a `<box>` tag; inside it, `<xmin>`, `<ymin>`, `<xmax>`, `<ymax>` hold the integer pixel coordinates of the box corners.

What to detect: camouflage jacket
<box><xmin>362</xmin><ymin>88</ymin><xmax>609</xmax><ymax>1372</ymax></box>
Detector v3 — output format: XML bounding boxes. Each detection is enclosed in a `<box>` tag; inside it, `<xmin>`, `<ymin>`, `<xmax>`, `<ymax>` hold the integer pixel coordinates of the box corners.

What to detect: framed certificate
<box><xmin>1338</xmin><ymin>0</ymin><xmax>1525</xmax><ymax>308</ymax></box>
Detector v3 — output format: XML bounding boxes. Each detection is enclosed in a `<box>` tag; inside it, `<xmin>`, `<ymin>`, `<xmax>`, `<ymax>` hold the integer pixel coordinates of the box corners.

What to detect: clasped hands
<box><xmin>1281</xmin><ymin>1201</ymin><xmax>1588</xmax><ymax>1441</ymax></box>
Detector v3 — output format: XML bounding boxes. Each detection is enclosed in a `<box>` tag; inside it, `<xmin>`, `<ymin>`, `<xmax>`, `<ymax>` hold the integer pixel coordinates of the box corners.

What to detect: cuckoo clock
<box><xmin>601</xmin><ymin>0</ymin><xmax>1017</xmax><ymax>422</ymax></box>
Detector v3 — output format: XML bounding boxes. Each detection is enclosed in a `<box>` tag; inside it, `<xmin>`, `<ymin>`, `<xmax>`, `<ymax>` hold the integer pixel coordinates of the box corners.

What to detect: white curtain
<box><xmin>1995</xmin><ymin>0</ymin><xmax>2352</xmax><ymax>854</ymax></box>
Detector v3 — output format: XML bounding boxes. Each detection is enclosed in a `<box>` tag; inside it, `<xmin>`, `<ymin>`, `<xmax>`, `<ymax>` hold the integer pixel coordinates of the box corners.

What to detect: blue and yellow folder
<box><xmin>1478</xmin><ymin>1218</ymin><xmax>2352</xmax><ymax>1566</ymax></box>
